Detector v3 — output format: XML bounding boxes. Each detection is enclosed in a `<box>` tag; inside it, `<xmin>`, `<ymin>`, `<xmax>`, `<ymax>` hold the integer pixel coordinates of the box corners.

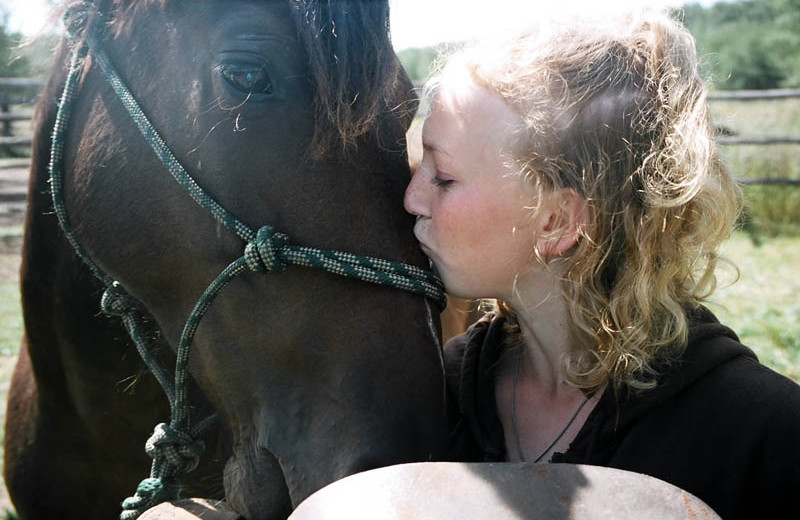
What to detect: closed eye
<box><xmin>432</xmin><ymin>176</ymin><xmax>454</xmax><ymax>188</ymax></box>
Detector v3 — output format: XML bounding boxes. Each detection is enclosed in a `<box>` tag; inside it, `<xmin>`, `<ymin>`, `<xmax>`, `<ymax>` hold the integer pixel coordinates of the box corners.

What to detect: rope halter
<box><xmin>145</xmin><ymin>423</ymin><xmax>206</xmax><ymax>475</ymax></box>
<box><xmin>50</xmin><ymin>3</ymin><xmax>446</xmax><ymax>519</ymax></box>
<box><xmin>245</xmin><ymin>227</ymin><xmax>291</xmax><ymax>274</ymax></box>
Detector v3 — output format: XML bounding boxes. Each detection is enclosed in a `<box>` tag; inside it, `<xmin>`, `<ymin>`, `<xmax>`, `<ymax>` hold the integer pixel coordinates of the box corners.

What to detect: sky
<box><xmin>388</xmin><ymin>0</ymin><xmax>719</xmax><ymax>50</ymax></box>
<box><xmin>3</xmin><ymin>0</ymin><xmax>720</xmax><ymax>49</ymax></box>
<box><xmin>2</xmin><ymin>0</ymin><xmax>53</xmax><ymax>35</ymax></box>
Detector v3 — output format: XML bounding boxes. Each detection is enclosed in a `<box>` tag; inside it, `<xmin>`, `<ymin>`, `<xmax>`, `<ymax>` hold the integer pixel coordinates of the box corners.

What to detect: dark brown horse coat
<box><xmin>5</xmin><ymin>2</ymin><xmax>451</xmax><ymax>519</ymax></box>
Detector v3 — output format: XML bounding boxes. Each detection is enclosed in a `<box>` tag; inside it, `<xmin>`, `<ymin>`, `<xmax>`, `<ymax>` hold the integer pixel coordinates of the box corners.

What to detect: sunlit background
<box><xmin>4</xmin><ymin>0</ymin><xmax>719</xmax><ymax>48</ymax></box>
<box><xmin>0</xmin><ymin>0</ymin><xmax>798</xmax><ymax>374</ymax></box>
<box><xmin>0</xmin><ymin>0</ymin><xmax>798</xmax><ymax>367</ymax></box>
<box><xmin>1</xmin><ymin>0</ymin><xmax>52</xmax><ymax>35</ymax></box>
<box><xmin>388</xmin><ymin>0</ymin><xmax>718</xmax><ymax>50</ymax></box>
<box><xmin>0</xmin><ymin>0</ymin><xmax>798</xmax><ymax>513</ymax></box>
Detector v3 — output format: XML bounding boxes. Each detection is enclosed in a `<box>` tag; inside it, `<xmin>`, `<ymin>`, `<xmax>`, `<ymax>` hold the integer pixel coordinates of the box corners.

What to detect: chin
<box><xmin>439</xmin><ymin>279</ymin><xmax>469</xmax><ymax>300</ymax></box>
<box><xmin>431</xmin><ymin>263</ymin><xmax>458</xmax><ymax>295</ymax></box>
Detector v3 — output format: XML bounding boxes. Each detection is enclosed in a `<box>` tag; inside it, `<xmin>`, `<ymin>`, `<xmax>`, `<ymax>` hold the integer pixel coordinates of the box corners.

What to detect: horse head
<box><xmin>42</xmin><ymin>0</ymin><xmax>449</xmax><ymax>517</ymax></box>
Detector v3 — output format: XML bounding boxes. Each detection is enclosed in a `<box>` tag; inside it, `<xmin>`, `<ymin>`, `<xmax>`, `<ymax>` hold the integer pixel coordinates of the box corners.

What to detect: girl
<box><xmin>404</xmin><ymin>9</ymin><xmax>800</xmax><ymax>519</ymax></box>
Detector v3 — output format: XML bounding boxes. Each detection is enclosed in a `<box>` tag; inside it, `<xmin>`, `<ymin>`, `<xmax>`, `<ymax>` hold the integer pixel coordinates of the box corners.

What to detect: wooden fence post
<box><xmin>1</xmin><ymin>102</ymin><xmax>10</xmax><ymax>139</ymax></box>
<box><xmin>0</xmin><ymin>78</ymin><xmax>44</xmax><ymax>155</ymax></box>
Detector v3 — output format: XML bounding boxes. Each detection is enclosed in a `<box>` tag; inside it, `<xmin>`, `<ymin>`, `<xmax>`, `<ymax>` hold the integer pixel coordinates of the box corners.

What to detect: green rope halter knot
<box><xmin>120</xmin><ymin>478</ymin><xmax>176</xmax><ymax>520</ymax></box>
<box><xmin>52</xmin><ymin>3</ymin><xmax>447</xmax><ymax>519</ymax></box>
<box><xmin>145</xmin><ymin>423</ymin><xmax>205</xmax><ymax>475</ymax></box>
<box><xmin>245</xmin><ymin>226</ymin><xmax>291</xmax><ymax>274</ymax></box>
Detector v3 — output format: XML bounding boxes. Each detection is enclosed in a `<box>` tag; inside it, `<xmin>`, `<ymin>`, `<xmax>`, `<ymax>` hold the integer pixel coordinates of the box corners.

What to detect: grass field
<box><xmin>712</xmin><ymin>233</ymin><xmax>800</xmax><ymax>381</ymax></box>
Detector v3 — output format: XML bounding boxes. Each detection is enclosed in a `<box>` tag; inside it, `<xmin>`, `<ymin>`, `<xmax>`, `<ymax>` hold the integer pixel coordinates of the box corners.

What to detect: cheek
<box><xmin>435</xmin><ymin>200</ymin><xmax>481</xmax><ymax>244</ymax></box>
<box><xmin>435</xmin><ymin>200</ymin><xmax>502</xmax><ymax>263</ymax></box>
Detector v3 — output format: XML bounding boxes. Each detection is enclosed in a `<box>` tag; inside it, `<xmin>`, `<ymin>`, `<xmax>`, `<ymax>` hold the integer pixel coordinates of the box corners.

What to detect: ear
<box><xmin>536</xmin><ymin>188</ymin><xmax>586</xmax><ymax>258</ymax></box>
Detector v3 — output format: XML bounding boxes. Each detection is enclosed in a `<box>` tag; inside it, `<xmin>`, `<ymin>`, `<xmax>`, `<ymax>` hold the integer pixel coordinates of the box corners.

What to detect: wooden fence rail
<box><xmin>717</xmin><ymin>136</ymin><xmax>800</xmax><ymax>146</ymax></box>
<box><xmin>708</xmin><ymin>88</ymin><xmax>800</xmax><ymax>101</ymax></box>
<box><xmin>0</xmin><ymin>136</ymin><xmax>33</xmax><ymax>147</ymax></box>
<box><xmin>1</xmin><ymin>79</ymin><xmax>799</xmax><ymax>185</ymax></box>
<box><xmin>0</xmin><ymin>78</ymin><xmax>45</xmax><ymax>89</ymax></box>
<box><xmin>0</xmin><ymin>77</ymin><xmax>43</xmax><ymax>152</ymax></box>
<box><xmin>707</xmin><ymin>88</ymin><xmax>800</xmax><ymax>186</ymax></box>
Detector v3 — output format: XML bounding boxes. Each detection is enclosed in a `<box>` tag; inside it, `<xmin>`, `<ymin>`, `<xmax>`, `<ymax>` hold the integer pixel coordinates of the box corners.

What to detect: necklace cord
<box><xmin>511</xmin><ymin>355</ymin><xmax>590</xmax><ymax>463</ymax></box>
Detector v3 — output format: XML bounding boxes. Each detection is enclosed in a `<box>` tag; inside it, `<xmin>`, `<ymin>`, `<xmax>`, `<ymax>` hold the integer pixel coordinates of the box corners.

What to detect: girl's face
<box><xmin>404</xmin><ymin>80</ymin><xmax>539</xmax><ymax>300</ymax></box>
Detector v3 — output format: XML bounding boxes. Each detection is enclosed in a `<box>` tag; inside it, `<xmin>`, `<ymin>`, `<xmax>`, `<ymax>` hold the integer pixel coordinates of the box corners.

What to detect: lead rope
<box><xmin>52</xmin><ymin>4</ymin><xmax>446</xmax><ymax>519</ymax></box>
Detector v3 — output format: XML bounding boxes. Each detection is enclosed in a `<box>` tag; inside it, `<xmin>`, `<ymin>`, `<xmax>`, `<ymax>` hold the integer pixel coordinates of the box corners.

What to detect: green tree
<box><xmin>684</xmin><ymin>0</ymin><xmax>800</xmax><ymax>89</ymax></box>
<box><xmin>398</xmin><ymin>46</ymin><xmax>441</xmax><ymax>84</ymax></box>
<box><xmin>0</xmin><ymin>10</ymin><xmax>31</xmax><ymax>78</ymax></box>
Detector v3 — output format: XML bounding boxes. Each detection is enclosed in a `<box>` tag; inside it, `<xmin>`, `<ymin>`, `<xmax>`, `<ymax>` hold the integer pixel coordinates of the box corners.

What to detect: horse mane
<box><xmin>289</xmin><ymin>1</ymin><xmax>415</xmax><ymax>156</ymax></box>
<box><xmin>47</xmin><ymin>0</ymin><xmax>414</xmax><ymax>157</ymax></box>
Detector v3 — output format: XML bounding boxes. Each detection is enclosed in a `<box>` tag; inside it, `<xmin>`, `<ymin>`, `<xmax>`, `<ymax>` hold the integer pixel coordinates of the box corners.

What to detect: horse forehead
<box><xmin>143</xmin><ymin>1</ymin><xmax>299</xmax><ymax>45</ymax></box>
<box><xmin>117</xmin><ymin>1</ymin><xmax>300</xmax><ymax>42</ymax></box>
<box><xmin>204</xmin><ymin>1</ymin><xmax>298</xmax><ymax>37</ymax></box>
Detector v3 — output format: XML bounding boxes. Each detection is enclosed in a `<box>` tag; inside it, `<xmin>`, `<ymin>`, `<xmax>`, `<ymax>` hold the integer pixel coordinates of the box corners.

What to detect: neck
<box><xmin>508</xmin><ymin>261</ymin><xmax>573</xmax><ymax>393</ymax></box>
<box><xmin>498</xmin><ymin>262</ymin><xmax>604</xmax><ymax>463</ymax></box>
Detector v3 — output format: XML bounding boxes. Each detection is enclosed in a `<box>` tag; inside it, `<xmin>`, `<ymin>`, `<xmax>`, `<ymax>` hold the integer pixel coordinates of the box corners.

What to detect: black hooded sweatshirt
<box><xmin>444</xmin><ymin>306</ymin><xmax>800</xmax><ymax>520</ymax></box>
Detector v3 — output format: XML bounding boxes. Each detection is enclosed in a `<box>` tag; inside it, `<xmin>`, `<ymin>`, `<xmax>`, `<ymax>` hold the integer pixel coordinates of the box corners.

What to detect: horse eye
<box><xmin>221</xmin><ymin>65</ymin><xmax>274</xmax><ymax>96</ymax></box>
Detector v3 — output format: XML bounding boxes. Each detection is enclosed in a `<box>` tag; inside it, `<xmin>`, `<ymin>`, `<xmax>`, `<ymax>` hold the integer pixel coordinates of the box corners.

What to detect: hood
<box><xmin>560</xmin><ymin>305</ymin><xmax>756</xmax><ymax>464</ymax></box>
<box><xmin>444</xmin><ymin>306</ymin><xmax>756</xmax><ymax>463</ymax></box>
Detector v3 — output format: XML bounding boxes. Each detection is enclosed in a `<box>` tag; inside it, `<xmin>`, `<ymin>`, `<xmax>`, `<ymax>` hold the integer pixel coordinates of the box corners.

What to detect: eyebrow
<box><xmin>422</xmin><ymin>140</ymin><xmax>452</xmax><ymax>157</ymax></box>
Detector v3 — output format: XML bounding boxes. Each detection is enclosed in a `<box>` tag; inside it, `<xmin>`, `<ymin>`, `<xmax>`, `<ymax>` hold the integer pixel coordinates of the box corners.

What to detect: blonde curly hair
<box><xmin>427</xmin><ymin>10</ymin><xmax>742</xmax><ymax>392</ymax></box>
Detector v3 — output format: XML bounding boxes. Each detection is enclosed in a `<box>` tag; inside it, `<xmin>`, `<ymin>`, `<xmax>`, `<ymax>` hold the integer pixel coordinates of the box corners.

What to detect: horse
<box><xmin>4</xmin><ymin>1</ymin><xmax>452</xmax><ymax>518</ymax></box>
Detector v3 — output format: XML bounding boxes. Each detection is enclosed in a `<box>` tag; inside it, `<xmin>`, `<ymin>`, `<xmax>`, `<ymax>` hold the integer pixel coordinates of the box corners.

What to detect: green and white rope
<box><xmin>89</xmin><ymin>43</ymin><xmax>445</xmax><ymax>304</ymax></box>
<box><xmin>51</xmin><ymin>3</ymin><xmax>446</xmax><ymax>519</ymax></box>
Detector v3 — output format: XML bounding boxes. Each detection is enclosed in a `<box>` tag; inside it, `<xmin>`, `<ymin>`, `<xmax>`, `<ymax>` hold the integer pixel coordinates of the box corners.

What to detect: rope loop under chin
<box><xmin>145</xmin><ymin>422</ymin><xmax>206</xmax><ymax>475</ymax></box>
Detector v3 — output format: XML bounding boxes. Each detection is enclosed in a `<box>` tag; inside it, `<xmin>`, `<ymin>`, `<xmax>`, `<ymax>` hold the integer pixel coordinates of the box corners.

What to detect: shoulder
<box><xmin>667</xmin><ymin>309</ymin><xmax>800</xmax><ymax>420</ymax></box>
<box><xmin>603</xmin><ymin>307</ymin><xmax>800</xmax><ymax>453</ymax></box>
<box><xmin>693</xmin><ymin>352</ymin><xmax>800</xmax><ymax>517</ymax></box>
<box><xmin>683</xmin><ymin>309</ymin><xmax>800</xmax><ymax>412</ymax></box>
<box><xmin>666</xmin><ymin>306</ymin><xmax>798</xmax><ymax>399</ymax></box>
<box><xmin>701</xmin><ymin>350</ymin><xmax>800</xmax><ymax>428</ymax></box>
<box><xmin>662</xmin><ymin>317</ymin><xmax>800</xmax><ymax>456</ymax></box>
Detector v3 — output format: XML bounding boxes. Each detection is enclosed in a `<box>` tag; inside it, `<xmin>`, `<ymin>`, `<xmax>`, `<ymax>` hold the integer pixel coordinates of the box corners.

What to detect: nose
<box><xmin>404</xmin><ymin>168</ymin><xmax>430</xmax><ymax>219</ymax></box>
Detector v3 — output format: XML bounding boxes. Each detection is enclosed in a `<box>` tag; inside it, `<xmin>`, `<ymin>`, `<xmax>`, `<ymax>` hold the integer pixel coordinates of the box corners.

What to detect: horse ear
<box><xmin>536</xmin><ymin>188</ymin><xmax>586</xmax><ymax>258</ymax></box>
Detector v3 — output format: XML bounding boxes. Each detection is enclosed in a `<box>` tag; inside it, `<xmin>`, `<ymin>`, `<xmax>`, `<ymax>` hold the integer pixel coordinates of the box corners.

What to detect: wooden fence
<box><xmin>0</xmin><ymin>78</ymin><xmax>44</xmax><ymax>152</ymax></box>
<box><xmin>707</xmin><ymin>88</ymin><xmax>800</xmax><ymax>186</ymax></box>
<box><xmin>1</xmin><ymin>79</ymin><xmax>799</xmax><ymax>185</ymax></box>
